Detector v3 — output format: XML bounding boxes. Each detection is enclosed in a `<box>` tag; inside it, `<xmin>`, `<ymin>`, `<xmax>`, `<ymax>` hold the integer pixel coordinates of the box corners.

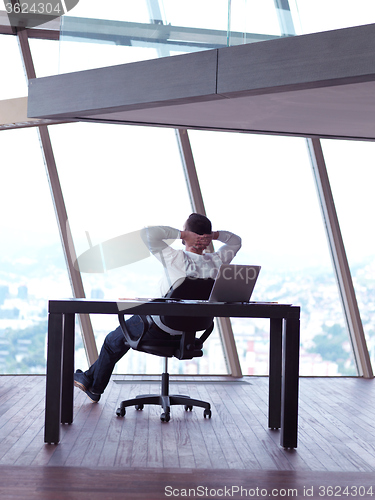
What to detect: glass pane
<box><xmin>0</xmin><ymin>127</ymin><xmax>71</xmax><ymax>374</ymax></box>
<box><xmin>48</xmin><ymin>122</ymin><xmax>228</xmax><ymax>374</ymax></box>
<box><xmin>59</xmin><ymin>1</ymin><xmax>159</xmax><ymax>73</ymax></box>
<box><xmin>64</xmin><ymin>0</ymin><xmax>151</xmax><ymax>21</ymax></box>
<box><xmin>59</xmin><ymin>19</ymin><xmax>159</xmax><ymax>73</ymax></box>
<box><xmin>229</xmin><ymin>0</ymin><xmax>282</xmax><ymax>38</ymax></box>
<box><xmin>58</xmin><ymin>0</ymin><xmax>283</xmax><ymax>73</ymax></box>
<box><xmin>322</xmin><ymin>139</ymin><xmax>375</xmax><ymax>371</ymax></box>
<box><xmin>0</xmin><ymin>34</ymin><xmax>28</xmax><ymax>99</ymax></box>
<box><xmin>189</xmin><ymin>130</ymin><xmax>356</xmax><ymax>375</ymax></box>
<box><xmin>150</xmin><ymin>0</ymin><xmax>228</xmax><ymax>31</ymax></box>
<box><xmin>28</xmin><ymin>38</ymin><xmax>60</xmax><ymax>77</ymax></box>
<box><xmin>291</xmin><ymin>0</ymin><xmax>375</xmax><ymax>35</ymax></box>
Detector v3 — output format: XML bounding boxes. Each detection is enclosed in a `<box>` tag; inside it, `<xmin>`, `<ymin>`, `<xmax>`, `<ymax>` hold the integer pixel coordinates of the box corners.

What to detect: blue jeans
<box><xmin>83</xmin><ymin>315</ymin><xmax>177</xmax><ymax>394</ymax></box>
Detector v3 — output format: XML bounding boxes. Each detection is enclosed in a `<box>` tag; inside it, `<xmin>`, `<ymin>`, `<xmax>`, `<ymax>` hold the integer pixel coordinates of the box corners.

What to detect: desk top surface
<box><xmin>49</xmin><ymin>298</ymin><xmax>300</xmax><ymax>319</ymax></box>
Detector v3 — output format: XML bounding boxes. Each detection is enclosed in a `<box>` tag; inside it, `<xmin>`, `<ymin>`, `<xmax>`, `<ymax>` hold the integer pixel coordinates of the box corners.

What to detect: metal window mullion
<box><xmin>176</xmin><ymin>128</ymin><xmax>243</xmax><ymax>378</ymax></box>
<box><xmin>16</xmin><ymin>29</ymin><xmax>98</xmax><ymax>364</ymax></box>
<box><xmin>307</xmin><ymin>138</ymin><xmax>373</xmax><ymax>378</ymax></box>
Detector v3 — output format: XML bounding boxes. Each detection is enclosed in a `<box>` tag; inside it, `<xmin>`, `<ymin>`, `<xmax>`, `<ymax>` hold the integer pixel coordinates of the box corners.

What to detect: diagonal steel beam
<box><xmin>176</xmin><ymin>128</ymin><xmax>243</xmax><ymax>378</ymax></box>
<box><xmin>307</xmin><ymin>138</ymin><xmax>373</xmax><ymax>378</ymax></box>
<box><xmin>16</xmin><ymin>28</ymin><xmax>98</xmax><ymax>364</ymax></box>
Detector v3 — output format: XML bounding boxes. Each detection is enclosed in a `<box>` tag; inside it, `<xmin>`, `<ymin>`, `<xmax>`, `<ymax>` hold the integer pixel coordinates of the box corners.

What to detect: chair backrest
<box><xmin>118</xmin><ymin>277</ymin><xmax>215</xmax><ymax>359</ymax></box>
<box><xmin>160</xmin><ymin>277</ymin><xmax>215</xmax><ymax>332</ymax></box>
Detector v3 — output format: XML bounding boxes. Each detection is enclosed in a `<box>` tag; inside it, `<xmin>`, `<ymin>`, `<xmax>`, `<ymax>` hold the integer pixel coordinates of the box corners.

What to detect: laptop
<box><xmin>208</xmin><ymin>264</ymin><xmax>261</xmax><ymax>303</ymax></box>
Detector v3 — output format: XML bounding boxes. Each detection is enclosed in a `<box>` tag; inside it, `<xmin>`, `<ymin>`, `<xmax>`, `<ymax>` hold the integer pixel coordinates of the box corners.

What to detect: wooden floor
<box><xmin>1</xmin><ymin>375</ymin><xmax>375</xmax><ymax>499</ymax></box>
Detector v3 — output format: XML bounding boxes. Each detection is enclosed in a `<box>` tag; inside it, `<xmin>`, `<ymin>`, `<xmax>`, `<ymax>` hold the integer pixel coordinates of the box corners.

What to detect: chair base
<box><xmin>116</xmin><ymin>372</ymin><xmax>212</xmax><ymax>422</ymax></box>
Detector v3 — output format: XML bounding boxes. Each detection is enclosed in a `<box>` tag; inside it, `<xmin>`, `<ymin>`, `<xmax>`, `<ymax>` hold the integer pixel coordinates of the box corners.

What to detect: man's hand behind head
<box><xmin>181</xmin><ymin>230</ymin><xmax>216</xmax><ymax>254</ymax></box>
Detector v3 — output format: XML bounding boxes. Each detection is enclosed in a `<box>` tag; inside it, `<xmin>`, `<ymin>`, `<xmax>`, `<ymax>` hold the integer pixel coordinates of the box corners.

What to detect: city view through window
<box><xmin>2</xmin><ymin>122</ymin><xmax>374</xmax><ymax>376</ymax></box>
<box><xmin>1</xmin><ymin>0</ymin><xmax>375</xmax><ymax>378</ymax></box>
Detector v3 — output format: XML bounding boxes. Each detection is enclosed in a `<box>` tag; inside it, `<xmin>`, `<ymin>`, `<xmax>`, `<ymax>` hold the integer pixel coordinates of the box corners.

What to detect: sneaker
<box><xmin>74</xmin><ymin>369</ymin><xmax>101</xmax><ymax>403</ymax></box>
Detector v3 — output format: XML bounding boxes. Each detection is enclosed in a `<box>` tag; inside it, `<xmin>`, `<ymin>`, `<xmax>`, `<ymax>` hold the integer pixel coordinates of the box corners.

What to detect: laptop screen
<box><xmin>208</xmin><ymin>264</ymin><xmax>261</xmax><ymax>303</ymax></box>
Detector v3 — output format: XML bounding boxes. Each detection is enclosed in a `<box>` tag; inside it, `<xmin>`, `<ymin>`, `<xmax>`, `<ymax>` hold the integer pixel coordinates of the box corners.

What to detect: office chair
<box><xmin>116</xmin><ymin>277</ymin><xmax>215</xmax><ymax>422</ymax></box>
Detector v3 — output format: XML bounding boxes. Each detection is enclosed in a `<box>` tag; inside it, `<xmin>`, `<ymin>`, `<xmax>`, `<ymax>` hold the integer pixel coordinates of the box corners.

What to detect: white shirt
<box><xmin>140</xmin><ymin>226</ymin><xmax>242</xmax><ymax>334</ymax></box>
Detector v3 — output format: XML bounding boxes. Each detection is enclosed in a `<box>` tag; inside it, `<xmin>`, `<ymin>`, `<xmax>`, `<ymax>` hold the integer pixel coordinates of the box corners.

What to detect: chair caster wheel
<box><xmin>135</xmin><ymin>404</ymin><xmax>144</xmax><ymax>411</ymax></box>
<box><xmin>203</xmin><ymin>409</ymin><xmax>212</xmax><ymax>419</ymax></box>
<box><xmin>161</xmin><ymin>412</ymin><xmax>170</xmax><ymax>422</ymax></box>
<box><xmin>184</xmin><ymin>405</ymin><xmax>193</xmax><ymax>411</ymax></box>
<box><xmin>116</xmin><ymin>407</ymin><xmax>126</xmax><ymax>417</ymax></box>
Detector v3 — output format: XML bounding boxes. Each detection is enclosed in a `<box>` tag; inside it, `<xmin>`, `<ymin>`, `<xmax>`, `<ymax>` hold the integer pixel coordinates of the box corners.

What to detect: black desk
<box><xmin>45</xmin><ymin>299</ymin><xmax>300</xmax><ymax>448</ymax></box>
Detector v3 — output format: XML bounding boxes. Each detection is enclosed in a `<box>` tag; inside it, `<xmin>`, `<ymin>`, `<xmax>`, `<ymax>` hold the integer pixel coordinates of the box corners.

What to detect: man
<box><xmin>74</xmin><ymin>213</ymin><xmax>241</xmax><ymax>402</ymax></box>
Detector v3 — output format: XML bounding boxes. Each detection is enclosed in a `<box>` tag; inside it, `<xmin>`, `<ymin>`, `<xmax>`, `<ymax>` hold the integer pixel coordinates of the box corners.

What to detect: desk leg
<box><xmin>280</xmin><ymin>317</ymin><xmax>300</xmax><ymax>448</ymax></box>
<box><xmin>269</xmin><ymin>318</ymin><xmax>282</xmax><ymax>429</ymax></box>
<box><xmin>61</xmin><ymin>313</ymin><xmax>75</xmax><ymax>424</ymax></box>
<box><xmin>44</xmin><ymin>313</ymin><xmax>63</xmax><ymax>444</ymax></box>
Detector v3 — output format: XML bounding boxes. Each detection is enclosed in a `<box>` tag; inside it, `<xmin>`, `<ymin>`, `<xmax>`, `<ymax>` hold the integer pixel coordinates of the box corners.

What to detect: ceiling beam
<box><xmin>27</xmin><ymin>23</ymin><xmax>375</xmax><ymax>141</ymax></box>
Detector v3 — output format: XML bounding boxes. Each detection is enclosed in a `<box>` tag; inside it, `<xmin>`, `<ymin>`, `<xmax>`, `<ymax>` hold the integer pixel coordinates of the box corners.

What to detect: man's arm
<box><xmin>141</xmin><ymin>226</ymin><xmax>213</xmax><ymax>254</ymax></box>
<box><xmin>140</xmin><ymin>226</ymin><xmax>180</xmax><ymax>256</ymax></box>
<box><xmin>141</xmin><ymin>226</ymin><xmax>241</xmax><ymax>262</ymax></box>
<box><xmin>213</xmin><ymin>231</ymin><xmax>242</xmax><ymax>264</ymax></box>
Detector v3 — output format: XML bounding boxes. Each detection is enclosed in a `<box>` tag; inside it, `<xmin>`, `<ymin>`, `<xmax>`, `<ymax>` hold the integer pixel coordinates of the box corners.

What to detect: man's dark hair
<box><xmin>185</xmin><ymin>213</ymin><xmax>212</xmax><ymax>235</ymax></box>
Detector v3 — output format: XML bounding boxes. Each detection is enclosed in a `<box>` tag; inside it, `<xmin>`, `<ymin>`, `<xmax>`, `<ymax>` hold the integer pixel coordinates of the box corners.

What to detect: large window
<box><xmin>46</xmin><ymin>122</ymin><xmax>229</xmax><ymax>373</ymax></box>
<box><xmin>0</xmin><ymin>34</ymin><xmax>71</xmax><ymax>374</ymax></box>
<box><xmin>2</xmin><ymin>1</ymin><xmax>374</xmax><ymax>377</ymax></box>
<box><xmin>189</xmin><ymin>130</ymin><xmax>355</xmax><ymax>375</ymax></box>
<box><xmin>0</xmin><ymin>125</ymin><xmax>71</xmax><ymax>374</ymax></box>
<box><xmin>322</xmin><ymin>139</ymin><xmax>375</xmax><ymax>370</ymax></box>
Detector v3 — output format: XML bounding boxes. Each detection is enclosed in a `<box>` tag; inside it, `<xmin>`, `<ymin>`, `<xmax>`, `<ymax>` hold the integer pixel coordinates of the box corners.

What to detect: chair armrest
<box><xmin>198</xmin><ymin>322</ymin><xmax>214</xmax><ymax>343</ymax></box>
<box><xmin>177</xmin><ymin>331</ymin><xmax>198</xmax><ymax>360</ymax></box>
<box><xmin>175</xmin><ymin>321</ymin><xmax>215</xmax><ymax>359</ymax></box>
<box><xmin>118</xmin><ymin>313</ymin><xmax>149</xmax><ymax>350</ymax></box>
